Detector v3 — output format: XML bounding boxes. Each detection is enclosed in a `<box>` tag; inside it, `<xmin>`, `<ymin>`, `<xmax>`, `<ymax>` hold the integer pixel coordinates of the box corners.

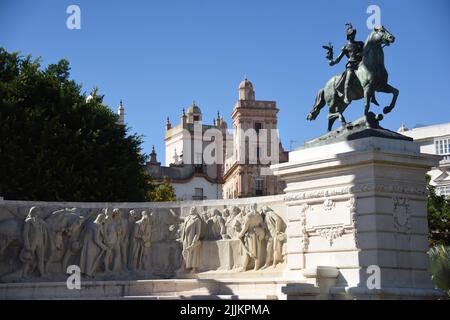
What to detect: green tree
<box><xmin>0</xmin><ymin>47</ymin><xmax>151</xmax><ymax>202</ymax></box>
<box><xmin>427</xmin><ymin>175</ymin><xmax>450</xmax><ymax>246</ymax></box>
<box><xmin>148</xmin><ymin>176</ymin><xmax>176</xmax><ymax>202</ymax></box>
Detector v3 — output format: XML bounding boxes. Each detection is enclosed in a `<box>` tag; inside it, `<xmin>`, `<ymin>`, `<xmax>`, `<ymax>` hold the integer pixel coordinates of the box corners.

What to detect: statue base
<box><xmin>272</xmin><ymin>130</ymin><xmax>445</xmax><ymax>299</ymax></box>
<box><xmin>303</xmin><ymin>113</ymin><xmax>412</xmax><ymax>148</ymax></box>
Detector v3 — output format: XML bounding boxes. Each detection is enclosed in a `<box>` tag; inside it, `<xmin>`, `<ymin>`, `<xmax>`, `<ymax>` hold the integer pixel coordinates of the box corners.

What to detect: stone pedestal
<box><xmin>272</xmin><ymin>134</ymin><xmax>443</xmax><ymax>299</ymax></box>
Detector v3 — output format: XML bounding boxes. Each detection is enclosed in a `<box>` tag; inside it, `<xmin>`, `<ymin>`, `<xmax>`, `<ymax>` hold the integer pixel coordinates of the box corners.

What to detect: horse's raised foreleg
<box><xmin>379</xmin><ymin>84</ymin><xmax>399</xmax><ymax>114</ymax></box>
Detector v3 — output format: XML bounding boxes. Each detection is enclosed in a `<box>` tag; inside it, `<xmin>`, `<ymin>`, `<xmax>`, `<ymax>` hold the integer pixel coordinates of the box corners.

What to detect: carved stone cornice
<box><xmin>284</xmin><ymin>183</ymin><xmax>426</xmax><ymax>202</ymax></box>
<box><xmin>284</xmin><ymin>186</ymin><xmax>352</xmax><ymax>202</ymax></box>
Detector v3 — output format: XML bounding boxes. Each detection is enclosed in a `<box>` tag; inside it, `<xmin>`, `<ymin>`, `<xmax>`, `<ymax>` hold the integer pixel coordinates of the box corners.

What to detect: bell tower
<box><xmin>117</xmin><ymin>100</ymin><xmax>125</xmax><ymax>125</ymax></box>
<box><xmin>223</xmin><ymin>77</ymin><xmax>286</xmax><ymax>198</ymax></box>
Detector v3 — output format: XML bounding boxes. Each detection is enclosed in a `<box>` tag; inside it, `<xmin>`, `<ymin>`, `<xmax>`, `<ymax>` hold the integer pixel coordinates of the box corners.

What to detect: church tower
<box><xmin>117</xmin><ymin>100</ymin><xmax>125</xmax><ymax>125</ymax></box>
<box><xmin>223</xmin><ymin>78</ymin><xmax>287</xmax><ymax>199</ymax></box>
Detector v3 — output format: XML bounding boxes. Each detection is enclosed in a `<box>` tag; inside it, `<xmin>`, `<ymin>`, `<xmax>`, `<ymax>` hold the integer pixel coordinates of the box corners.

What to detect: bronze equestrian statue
<box><xmin>307</xmin><ymin>24</ymin><xmax>398</xmax><ymax>132</ymax></box>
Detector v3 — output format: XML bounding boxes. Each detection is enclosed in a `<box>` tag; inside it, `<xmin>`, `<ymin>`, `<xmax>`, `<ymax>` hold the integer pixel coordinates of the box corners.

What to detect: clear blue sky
<box><xmin>1</xmin><ymin>0</ymin><xmax>449</xmax><ymax>157</ymax></box>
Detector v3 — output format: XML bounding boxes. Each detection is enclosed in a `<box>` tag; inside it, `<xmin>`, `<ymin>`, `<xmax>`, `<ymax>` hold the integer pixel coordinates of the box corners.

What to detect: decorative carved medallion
<box><xmin>393</xmin><ymin>196</ymin><xmax>411</xmax><ymax>234</ymax></box>
<box><xmin>323</xmin><ymin>199</ymin><xmax>335</xmax><ymax>211</ymax></box>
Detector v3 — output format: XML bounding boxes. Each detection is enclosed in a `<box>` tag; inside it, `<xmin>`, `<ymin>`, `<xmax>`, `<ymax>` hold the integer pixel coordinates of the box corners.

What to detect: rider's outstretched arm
<box><xmin>329</xmin><ymin>47</ymin><xmax>345</xmax><ymax>66</ymax></box>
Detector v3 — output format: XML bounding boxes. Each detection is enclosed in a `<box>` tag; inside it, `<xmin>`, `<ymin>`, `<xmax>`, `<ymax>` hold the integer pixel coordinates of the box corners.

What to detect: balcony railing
<box><xmin>255</xmin><ymin>189</ymin><xmax>264</xmax><ymax>196</ymax></box>
<box><xmin>192</xmin><ymin>195</ymin><xmax>207</xmax><ymax>200</ymax></box>
<box><xmin>194</xmin><ymin>164</ymin><xmax>204</xmax><ymax>173</ymax></box>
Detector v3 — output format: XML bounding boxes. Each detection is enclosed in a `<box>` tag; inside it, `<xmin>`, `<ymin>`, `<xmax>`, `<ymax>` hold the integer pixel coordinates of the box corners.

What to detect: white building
<box><xmin>399</xmin><ymin>122</ymin><xmax>450</xmax><ymax>197</ymax></box>
<box><xmin>147</xmin><ymin>101</ymin><xmax>229</xmax><ymax>201</ymax></box>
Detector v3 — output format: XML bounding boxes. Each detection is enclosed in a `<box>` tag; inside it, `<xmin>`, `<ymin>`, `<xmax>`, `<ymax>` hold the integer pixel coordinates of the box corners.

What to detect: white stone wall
<box><xmin>172</xmin><ymin>176</ymin><xmax>222</xmax><ymax>200</ymax></box>
<box><xmin>165</xmin><ymin>128</ymin><xmax>185</xmax><ymax>166</ymax></box>
<box><xmin>165</xmin><ymin>124</ymin><xmax>225</xmax><ymax>167</ymax></box>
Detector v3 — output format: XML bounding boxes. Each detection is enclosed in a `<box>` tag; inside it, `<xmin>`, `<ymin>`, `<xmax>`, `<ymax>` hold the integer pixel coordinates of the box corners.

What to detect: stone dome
<box><xmin>239</xmin><ymin>78</ymin><xmax>254</xmax><ymax>90</ymax></box>
<box><xmin>187</xmin><ymin>101</ymin><xmax>201</xmax><ymax>114</ymax></box>
<box><xmin>238</xmin><ymin>77</ymin><xmax>255</xmax><ymax>101</ymax></box>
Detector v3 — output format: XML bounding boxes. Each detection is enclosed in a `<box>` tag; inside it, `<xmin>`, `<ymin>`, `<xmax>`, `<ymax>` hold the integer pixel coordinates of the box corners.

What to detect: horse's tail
<box><xmin>307</xmin><ymin>88</ymin><xmax>326</xmax><ymax>120</ymax></box>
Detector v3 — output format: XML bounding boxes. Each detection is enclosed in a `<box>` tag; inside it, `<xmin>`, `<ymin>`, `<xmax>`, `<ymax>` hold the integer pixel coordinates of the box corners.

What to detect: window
<box><xmin>193</xmin><ymin>188</ymin><xmax>204</xmax><ymax>200</ymax></box>
<box><xmin>436</xmin><ymin>186</ymin><xmax>450</xmax><ymax>197</ymax></box>
<box><xmin>195</xmin><ymin>152</ymin><xmax>203</xmax><ymax>164</ymax></box>
<box><xmin>255</xmin><ymin>122</ymin><xmax>263</xmax><ymax>134</ymax></box>
<box><xmin>194</xmin><ymin>152</ymin><xmax>203</xmax><ymax>172</ymax></box>
<box><xmin>255</xmin><ymin>177</ymin><xmax>264</xmax><ymax>196</ymax></box>
<box><xmin>193</xmin><ymin>115</ymin><xmax>200</xmax><ymax>121</ymax></box>
<box><xmin>435</xmin><ymin>138</ymin><xmax>450</xmax><ymax>155</ymax></box>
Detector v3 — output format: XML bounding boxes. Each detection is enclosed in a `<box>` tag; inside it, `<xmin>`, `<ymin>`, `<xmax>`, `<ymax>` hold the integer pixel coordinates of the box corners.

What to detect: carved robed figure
<box><xmin>128</xmin><ymin>211</ymin><xmax>152</xmax><ymax>271</ymax></box>
<box><xmin>21</xmin><ymin>207</ymin><xmax>49</xmax><ymax>278</ymax></box>
<box><xmin>80</xmin><ymin>213</ymin><xmax>109</xmax><ymax>277</ymax></box>
<box><xmin>180</xmin><ymin>207</ymin><xmax>202</xmax><ymax>272</ymax></box>
<box><xmin>262</xmin><ymin>206</ymin><xmax>286</xmax><ymax>268</ymax></box>
<box><xmin>238</xmin><ymin>206</ymin><xmax>266</xmax><ymax>271</ymax></box>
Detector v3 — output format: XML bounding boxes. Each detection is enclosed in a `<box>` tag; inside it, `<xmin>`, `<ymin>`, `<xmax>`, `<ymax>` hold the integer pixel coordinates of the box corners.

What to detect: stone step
<box><xmin>0</xmin><ymin>278</ymin><xmax>316</xmax><ymax>299</ymax></box>
<box><xmin>121</xmin><ymin>294</ymin><xmax>277</xmax><ymax>300</ymax></box>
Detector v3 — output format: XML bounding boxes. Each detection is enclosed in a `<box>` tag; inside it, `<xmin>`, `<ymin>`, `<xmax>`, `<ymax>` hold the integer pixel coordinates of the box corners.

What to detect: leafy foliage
<box><xmin>0</xmin><ymin>47</ymin><xmax>168</xmax><ymax>202</ymax></box>
<box><xmin>147</xmin><ymin>176</ymin><xmax>176</xmax><ymax>202</ymax></box>
<box><xmin>427</xmin><ymin>176</ymin><xmax>450</xmax><ymax>247</ymax></box>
